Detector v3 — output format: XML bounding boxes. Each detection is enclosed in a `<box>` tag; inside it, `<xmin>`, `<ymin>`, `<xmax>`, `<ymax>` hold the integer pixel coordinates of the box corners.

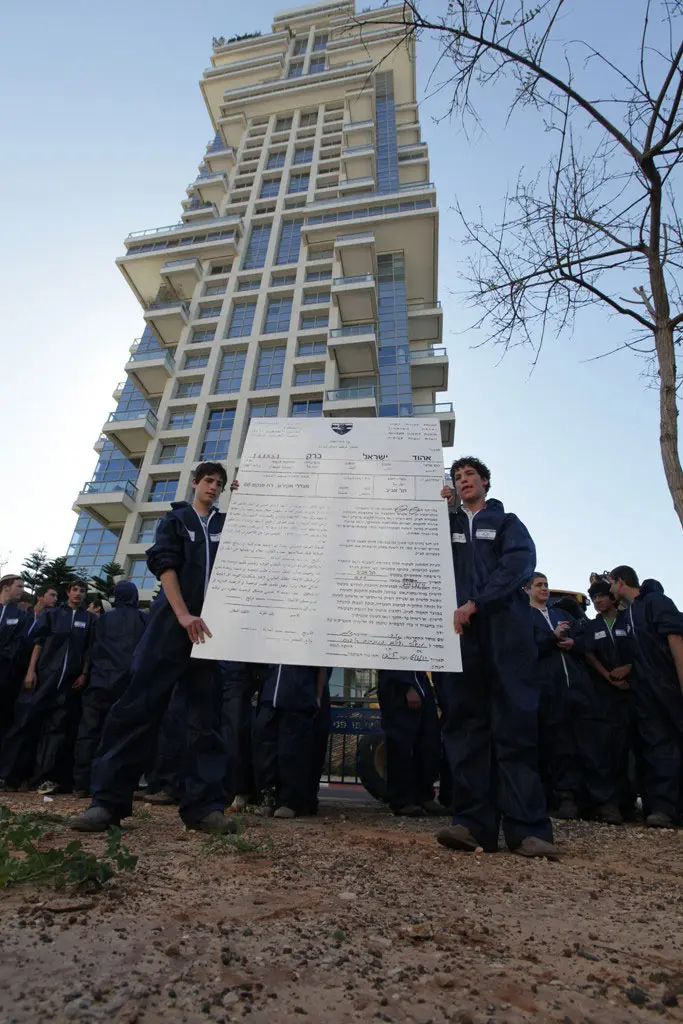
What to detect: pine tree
<box><xmin>89</xmin><ymin>562</ymin><xmax>124</xmax><ymax>599</ymax></box>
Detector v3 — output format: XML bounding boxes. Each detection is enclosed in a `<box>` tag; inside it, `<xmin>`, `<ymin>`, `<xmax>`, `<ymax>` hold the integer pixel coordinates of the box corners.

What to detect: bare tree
<box><xmin>368</xmin><ymin>1</ymin><xmax>683</xmax><ymax>525</ymax></box>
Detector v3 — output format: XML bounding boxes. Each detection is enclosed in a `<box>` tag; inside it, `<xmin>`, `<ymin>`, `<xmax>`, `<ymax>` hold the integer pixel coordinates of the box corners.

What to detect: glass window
<box><xmin>267</xmin><ymin>151</ymin><xmax>286</xmax><ymax>169</ymax></box>
<box><xmin>292</xmin><ymin>38</ymin><xmax>307</xmax><ymax>56</ymax></box>
<box><xmin>136</xmin><ymin>518</ymin><xmax>161</xmax><ymax>544</ymax></box>
<box><xmin>211</xmin><ymin>263</ymin><xmax>232</xmax><ymax>275</ymax></box>
<box><xmin>204</xmin><ymin>284</ymin><xmax>226</xmax><ymax>296</ymax></box>
<box><xmin>309</xmin><ymin>57</ymin><xmax>326</xmax><ymax>74</ymax></box>
<box><xmin>275</xmin><ymin>116</ymin><xmax>293</xmax><ymax>131</ymax></box>
<box><xmin>168</xmin><ymin>409</ymin><xmax>194</xmax><ymax>429</ymax></box>
<box><xmin>158</xmin><ymin>443</ymin><xmax>187</xmax><ymax>464</ymax></box>
<box><xmin>312</xmin><ymin>34</ymin><xmax>328</xmax><ymax>50</ymax></box>
<box><xmin>300</xmin><ymin>312</ymin><xmax>329</xmax><ymax>329</ymax></box>
<box><xmin>214</xmin><ymin>349</ymin><xmax>246</xmax><ymax>393</ymax></box>
<box><xmin>293</xmin><ymin>146</ymin><xmax>314</xmax><ymax>165</ymax></box>
<box><xmin>272</xmin><ymin>272</ymin><xmax>296</xmax><ymax>286</ymax></box>
<box><xmin>263</xmin><ymin>297</ymin><xmax>292</xmax><ymax>334</ymax></box>
<box><xmin>297</xmin><ymin>340</ymin><xmax>327</xmax><ymax>356</ymax></box>
<box><xmin>292</xmin><ymin>399</ymin><xmax>323</xmax><ymax>417</ymax></box>
<box><xmin>305</xmin><ymin>268</ymin><xmax>331</xmax><ymax>281</ymax></box>
<box><xmin>288</xmin><ymin>172</ymin><xmax>309</xmax><ymax>194</ymax></box>
<box><xmin>259</xmin><ymin>177</ymin><xmax>281</xmax><ymax>198</ymax></box>
<box><xmin>128</xmin><ymin>557</ymin><xmax>157</xmax><ymax>590</ymax></box>
<box><xmin>254</xmin><ymin>346</ymin><xmax>286</xmax><ymax>389</ymax></box>
<box><xmin>250</xmin><ymin>402</ymin><xmax>279</xmax><ymax>419</ymax></box>
<box><xmin>176</xmin><ymin>380</ymin><xmax>202</xmax><ymax>398</ymax></box>
<box><xmin>237</xmin><ymin>277</ymin><xmax>261</xmax><ymax>291</ymax></box>
<box><xmin>300</xmin><ymin>111</ymin><xmax>318</xmax><ymax>127</ymax></box>
<box><xmin>149</xmin><ymin>478</ymin><xmax>178</xmax><ymax>503</ymax></box>
<box><xmin>287</xmin><ymin>61</ymin><xmax>304</xmax><ymax>79</ymax></box>
<box><xmin>294</xmin><ymin>367</ymin><xmax>324</xmax><ymax>386</ymax></box>
<box><xmin>197</xmin><ymin>304</ymin><xmax>222</xmax><ymax>319</ymax></box>
<box><xmin>242</xmin><ymin>222</ymin><xmax>272</xmax><ymax>269</ymax></box>
<box><xmin>201</xmin><ymin>407</ymin><xmax>235</xmax><ymax>460</ymax></box>
<box><xmin>275</xmin><ymin>219</ymin><xmax>303</xmax><ymax>264</ymax></box>
<box><xmin>302</xmin><ymin>289</ymin><xmax>330</xmax><ymax>304</ymax></box>
<box><xmin>308</xmin><ymin>247</ymin><xmax>334</xmax><ymax>260</ymax></box>
<box><xmin>191</xmin><ymin>328</ymin><xmax>215</xmax><ymax>343</ymax></box>
<box><xmin>184</xmin><ymin>353</ymin><xmax>209</xmax><ymax>369</ymax></box>
<box><xmin>228</xmin><ymin>300</ymin><xmax>257</xmax><ymax>337</ymax></box>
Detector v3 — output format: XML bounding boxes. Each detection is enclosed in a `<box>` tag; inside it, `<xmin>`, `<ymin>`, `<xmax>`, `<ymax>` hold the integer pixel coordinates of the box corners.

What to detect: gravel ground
<box><xmin>0</xmin><ymin>793</ymin><xmax>682</xmax><ymax>1024</ymax></box>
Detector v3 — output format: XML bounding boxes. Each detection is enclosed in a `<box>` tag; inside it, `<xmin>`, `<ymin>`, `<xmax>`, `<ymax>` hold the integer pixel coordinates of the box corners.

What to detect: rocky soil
<box><xmin>0</xmin><ymin>793</ymin><xmax>682</xmax><ymax>1024</ymax></box>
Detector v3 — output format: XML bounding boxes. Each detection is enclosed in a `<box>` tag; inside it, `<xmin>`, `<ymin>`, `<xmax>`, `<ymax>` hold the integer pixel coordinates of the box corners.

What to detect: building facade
<box><xmin>68</xmin><ymin>0</ymin><xmax>453</xmax><ymax>642</ymax></box>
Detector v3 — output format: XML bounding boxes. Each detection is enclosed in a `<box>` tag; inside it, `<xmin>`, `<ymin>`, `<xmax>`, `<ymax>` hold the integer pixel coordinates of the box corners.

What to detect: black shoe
<box><xmin>72</xmin><ymin>788</ymin><xmax>90</xmax><ymax>799</ymax></box>
<box><xmin>555</xmin><ymin>795</ymin><xmax>579</xmax><ymax>820</ymax></box>
<box><xmin>421</xmin><ymin>799</ymin><xmax>448</xmax><ymax>815</ymax></box>
<box><xmin>513</xmin><ymin>836</ymin><xmax>560</xmax><ymax>860</ymax></box>
<box><xmin>595</xmin><ymin>802</ymin><xmax>623</xmax><ymax>825</ymax></box>
<box><xmin>69</xmin><ymin>806</ymin><xmax>120</xmax><ymax>832</ymax></box>
<box><xmin>143</xmin><ymin>790</ymin><xmax>177</xmax><ymax>806</ymax></box>
<box><xmin>436</xmin><ymin>824</ymin><xmax>481</xmax><ymax>852</ymax></box>
<box><xmin>186</xmin><ymin>811</ymin><xmax>238</xmax><ymax>835</ymax></box>
<box><xmin>645</xmin><ymin>810</ymin><xmax>674</xmax><ymax>828</ymax></box>
<box><xmin>392</xmin><ymin>804</ymin><xmax>425</xmax><ymax>817</ymax></box>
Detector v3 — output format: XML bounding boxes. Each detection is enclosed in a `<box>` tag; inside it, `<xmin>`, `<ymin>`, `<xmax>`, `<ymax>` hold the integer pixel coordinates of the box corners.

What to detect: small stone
<box><xmin>625</xmin><ymin>987</ymin><xmax>647</xmax><ymax>1006</ymax></box>
<box><xmin>662</xmin><ymin>992</ymin><xmax>679</xmax><ymax>1008</ymax></box>
<box><xmin>339</xmin><ymin>892</ymin><xmax>357</xmax><ymax>901</ymax></box>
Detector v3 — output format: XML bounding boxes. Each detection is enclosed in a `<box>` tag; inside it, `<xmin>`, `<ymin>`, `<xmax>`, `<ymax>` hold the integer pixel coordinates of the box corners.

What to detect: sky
<box><xmin>0</xmin><ymin>0</ymin><xmax>681</xmax><ymax>604</ymax></box>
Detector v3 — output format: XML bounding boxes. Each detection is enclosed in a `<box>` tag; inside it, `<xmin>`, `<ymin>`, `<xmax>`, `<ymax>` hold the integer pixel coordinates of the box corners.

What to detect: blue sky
<box><xmin>0</xmin><ymin>0</ymin><xmax>680</xmax><ymax>603</ymax></box>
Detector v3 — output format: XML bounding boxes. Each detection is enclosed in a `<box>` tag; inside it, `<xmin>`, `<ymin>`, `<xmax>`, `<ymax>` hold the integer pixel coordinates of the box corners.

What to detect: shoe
<box><xmin>186</xmin><ymin>811</ymin><xmax>238</xmax><ymax>835</ymax></box>
<box><xmin>273</xmin><ymin>806</ymin><xmax>296</xmax><ymax>819</ymax></box>
<box><xmin>436</xmin><ymin>824</ymin><xmax>480</xmax><ymax>852</ymax></box>
<box><xmin>645</xmin><ymin>810</ymin><xmax>674</xmax><ymax>828</ymax></box>
<box><xmin>69</xmin><ymin>806</ymin><xmax>120</xmax><ymax>832</ymax></box>
<box><xmin>230</xmin><ymin>794</ymin><xmax>250</xmax><ymax>812</ymax></box>
<box><xmin>393</xmin><ymin>804</ymin><xmax>425</xmax><ymax>817</ymax></box>
<box><xmin>595</xmin><ymin>802</ymin><xmax>623</xmax><ymax>825</ymax></box>
<box><xmin>143</xmin><ymin>790</ymin><xmax>176</xmax><ymax>806</ymax></box>
<box><xmin>555</xmin><ymin>795</ymin><xmax>579</xmax><ymax>820</ymax></box>
<box><xmin>513</xmin><ymin>836</ymin><xmax>560</xmax><ymax>860</ymax></box>
<box><xmin>37</xmin><ymin>780</ymin><xmax>58</xmax><ymax>796</ymax></box>
<box><xmin>72</xmin><ymin>788</ymin><xmax>90</xmax><ymax>799</ymax></box>
<box><xmin>421</xmin><ymin>799</ymin><xmax>448</xmax><ymax>815</ymax></box>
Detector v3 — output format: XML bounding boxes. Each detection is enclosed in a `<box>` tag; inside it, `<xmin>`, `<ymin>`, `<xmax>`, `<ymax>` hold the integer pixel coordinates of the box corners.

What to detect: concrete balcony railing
<box><xmin>409</xmin><ymin>346</ymin><xmax>449</xmax><ymax>391</ymax></box>
<box><xmin>328</xmin><ymin>324</ymin><xmax>378</xmax><ymax>375</ymax></box>
<box><xmin>409</xmin><ymin>401</ymin><xmax>455</xmax><ymax>447</ymax></box>
<box><xmin>143</xmin><ymin>300</ymin><xmax>190</xmax><ymax>347</ymax></box>
<box><xmin>102</xmin><ymin>408</ymin><xmax>158</xmax><ymax>458</ymax></box>
<box><xmin>73</xmin><ymin>478</ymin><xmax>138</xmax><ymax>528</ymax></box>
<box><xmin>125</xmin><ymin>345</ymin><xmax>175</xmax><ymax>397</ymax></box>
<box><xmin>323</xmin><ymin>385</ymin><xmax>378</xmax><ymax>418</ymax></box>
<box><xmin>334</xmin><ymin>230</ymin><xmax>375</xmax><ymax>276</ymax></box>
<box><xmin>331</xmin><ymin>273</ymin><xmax>377</xmax><ymax>323</ymax></box>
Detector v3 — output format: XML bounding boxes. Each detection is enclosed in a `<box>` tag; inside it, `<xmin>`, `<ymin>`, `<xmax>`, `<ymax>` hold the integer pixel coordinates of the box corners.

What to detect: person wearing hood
<box><xmin>70</xmin><ymin>462</ymin><xmax>236</xmax><ymax>835</ymax></box>
<box><xmin>610</xmin><ymin>566</ymin><xmax>683</xmax><ymax>827</ymax></box>
<box><xmin>72</xmin><ymin>581</ymin><xmax>147</xmax><ymax>798</ymax></box>
<box><xmin>434</xmin><ymin>458</ymin><xmax>556</xmax><ymax>859</ymax></box>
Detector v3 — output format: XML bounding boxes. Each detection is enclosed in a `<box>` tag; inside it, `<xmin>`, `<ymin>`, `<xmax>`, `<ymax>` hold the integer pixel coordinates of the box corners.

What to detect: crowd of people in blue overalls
<box><xmin>0</xmin><ymin>456</ymin><xmax>681</xmax><ymax>859</ymax></box>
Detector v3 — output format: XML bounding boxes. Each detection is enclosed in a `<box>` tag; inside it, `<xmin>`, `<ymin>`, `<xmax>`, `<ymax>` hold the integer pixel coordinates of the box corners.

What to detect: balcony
<box><xmin>188</xmin><ymin>170</ymin><xmax>230</xmax><ymax>205</ymax></box>
<box><xmin>342</xmin><ymin>119</ymin><xmax>374</xmax><ymax>147</ymax></box>
<box><xmin>323</xmin><ymin>386</ymin><xmax>378</xmax><ymax>418</ymax></box>
<box><xmin>93</xmin><ymin>434</ymin><xmax>107</xmax><ymax>453</ymax></box>
<box><xmin>338</xmin><ymin>176</ymin><xmax>375</xmax><ymax>196</ymax></box>
<box><xmin>204</xmin><ymin>141</ymin><xmax>237</xmax><ymax>174</ymax></box>
<box><xmin>143</xmin><ymin>299</ymin><xmax>190</xmax><ymax>346</ymax></box>
<box><xmin>341</xmin><ymin>143</ymin><xmax>374</xmax><ymax>180</ymax></box>
<box><xmin>112</xmin><ymin>381</ymin><xmax>125</xmax><ymax>401</ymax></box>
<box><xmin>72</xmin><ymin>479</ymin><xmax>137</xmax><ymax>528</ymax></box>
<box><xmin>411</xmin><ymin>402</ymin><xmax>455</xmax><ymax>447</ymax></box>
<box><xmin>160</xmin><ymin>256</ymin><xmax>203</xmax><ymax>298</ymax></box>
<box><xmin>328</xmin><ymin>324</ymin><xmax>378</xmax><ymax>375</ymax></box>
<box><xmin>409</xmin><ymin>346</ymin><xmax>449</xmax><ymax>390</ymax></box>
<box><xmin>116</xmin><ymin>215</ymin><xmax>242</xmax><ymax>305</ymax></box>
<box><xmin>102</xmin><ymin>408</ymin><xmax>158</xmax><ymax>458</ymax></box>
<box><xmin>125</xmin><ymin>343</ymin><xmax>175</xmax><ymax>397</ymax></box>
<box><xmin>181</xmin><ymin>200</ymin><xmax>217</xmax><ymax>223</ymax></box>
<box><xmin>331</xmin><ymin>273</ymin><xmax>377</xmax><ymax>322</ymax></box>
<box><xmin>408</xmin><ymin>299</ymin><xmax>443</xmax><ymax>343</ymax></box>
<box><xmin>335</xmin><ymin>231</ymin><xmax>375</xmax><ymax>277</ymax></box>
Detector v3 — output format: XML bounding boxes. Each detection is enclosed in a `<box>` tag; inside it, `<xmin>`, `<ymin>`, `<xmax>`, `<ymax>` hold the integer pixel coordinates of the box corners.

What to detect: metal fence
<box><xmin>321</xmin><ymin>698</ymin><xmax>382</xmax><ymax>786</ymax></box>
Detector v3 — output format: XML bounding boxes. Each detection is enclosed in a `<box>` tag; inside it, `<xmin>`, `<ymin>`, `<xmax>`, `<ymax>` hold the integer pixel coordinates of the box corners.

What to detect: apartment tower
<box><xmin>68</xmin><ymin>0</ymin><xmax>453</xmax><ymax>610</ymax></box>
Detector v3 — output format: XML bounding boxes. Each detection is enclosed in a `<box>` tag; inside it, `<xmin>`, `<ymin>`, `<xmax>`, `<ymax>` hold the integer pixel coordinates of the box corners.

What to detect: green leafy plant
<box><xmin>200</xmin><ymin>820</ymin><xmax>274</xmax><ymax>857</ymax></box>
<box><xmin>89</xmin><ymin>562</ymin><xmax>125</xmax><ymax>599</ymax></box>
<box><xmin>0</xmin><ymin>805</ymin><xmax>137</xmax><ymax>889</ymax></box>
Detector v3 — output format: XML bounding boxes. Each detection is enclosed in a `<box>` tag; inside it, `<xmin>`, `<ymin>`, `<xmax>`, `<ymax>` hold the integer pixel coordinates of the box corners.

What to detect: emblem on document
<box><xmin>331</xmin><ymin>422</ymin><xmax>354</xmax><ymax>435</ymax></box>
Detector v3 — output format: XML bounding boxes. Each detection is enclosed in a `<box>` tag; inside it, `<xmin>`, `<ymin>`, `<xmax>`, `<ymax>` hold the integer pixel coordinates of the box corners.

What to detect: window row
<box><xmin>171</xmin><ymin>348</ymin><xmax>326</xmax><ymax>399</ymax></box>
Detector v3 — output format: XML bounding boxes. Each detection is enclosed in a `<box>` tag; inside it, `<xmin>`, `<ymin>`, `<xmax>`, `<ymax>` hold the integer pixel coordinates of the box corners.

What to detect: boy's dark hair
<box><xmin>193</xmin><ymin>462</ymin><xmax>228</xmax><ymax>488</ymax></box>
<box><xmin>0</xmin><ymin>574</ymin><xmax>22</xmax><ymax>592</ymax></box>
<box><xmin>86</xmin><ymin>593</ymin><xmax>104</xmax><ymax>610</ymax></box>
<box><xmin>610</xmin><ymin>565</ymin><xmax>640</xmax><ymax>588</ymax></box>
<box><xmin>450</xmin><ymin>457</ymin><xmax>491</xmax><ymax>493</ymax></box>
<box><xmin>68</xmin><ymin>579</ymin><xmax>88</xmax><ymax>592</ymax></box>
<box><xmin>35</xmin><ymin>584</ymin><xmax>56</xmax><ymax>600</ymax></box>
<box><xmin>588</xmin><ymin>580</ymin><xmax>615</xmax><ymax>601</ymax></box>
<box><xmin>526</xmin><ymin>571</ymin><xmax>547</xmax><ymax>588</ymax></box>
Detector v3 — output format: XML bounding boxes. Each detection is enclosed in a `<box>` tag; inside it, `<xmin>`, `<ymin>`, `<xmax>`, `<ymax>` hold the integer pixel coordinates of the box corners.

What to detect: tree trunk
<box><xmin>654</xmin><ymin>323</ymin><xmax>683</xmax><ymax>528</ymax></box>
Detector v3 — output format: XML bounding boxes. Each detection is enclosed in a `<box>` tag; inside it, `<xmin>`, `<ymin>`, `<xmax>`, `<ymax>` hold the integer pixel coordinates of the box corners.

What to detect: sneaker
<box><xmin>595</xmin><ymin>802</ymin><xmax>623</xmax><ymax>825</ymax></box>
<box><xmin>70</xmin><ymin>806</ymin><xmax>120</xmax><ymax>832</ymax></box>
<box><xmin>555</xmin><ymin>795</ymin><xmax>579</xmax><ymax>820</ymax></box>
<box><xmin>72</xmin><ymin>788</ymin><xmax>90</xmax><ymax>799</ymax></box>
<box><xmin>513</xmin><ymin>836</ymin><xmax>560</xmax><ymax>860</ymax></box>
<box><xmin>645</xmin><ymin>810</ymin><xmax>674</xmax><ymax>828</ymax></box>
<box><xmin>37</xmin><ymin>780</ymin><xmax>58</xmax><ymax>796</ymax></box>
<box><xmin>186</xmin><ymin>811</ymin><xmax>238</xmax><ymax>835</ymax></box>
<box><xmin>230</xmin><ymin>794</ymin><xmax>250</xmax><ymax>812</ymax></box>
<box><xmin>143</xmin><ymin>790</ymin><xmax>177</xmax><ymax>806</ymax></box>
<box><xmin>421</xmin><ymin>799</ymin><xmax>448</xmax><ymax>815</ymax></box>
<box><xmin>273</xmin><ymin>805</ymin><xmax>296</xmax><ymax>819</ymax></box>
<box><xmin>436</xmin><ymin>824</ymin><xmax>481</xmax><ymax>852</ymax></box>
<box><xmin>393</xmin><ymin>804</ymin><xmax>425</xmax><ymax>817</ymax></box>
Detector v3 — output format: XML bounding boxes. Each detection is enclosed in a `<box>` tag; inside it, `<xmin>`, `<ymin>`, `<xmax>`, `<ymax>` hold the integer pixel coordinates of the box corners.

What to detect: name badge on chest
<box><xmin>594</xmin><ymin>630</ymin><xmax>607</xmax><ymax>639</ymax></box>
<box><xmin>74</xmin><ymin>621</ymin><xmax>86</xmax><ymax>629</ymax></box>
<box><xmin>451</xmin><ymin>532</ymin><xmax>467</xmax><ymax>544</ymax></box>
<box><xmin>475</xmin><ymin>528</ymin><xmax>496</xmax><ymax>540</ymax></box>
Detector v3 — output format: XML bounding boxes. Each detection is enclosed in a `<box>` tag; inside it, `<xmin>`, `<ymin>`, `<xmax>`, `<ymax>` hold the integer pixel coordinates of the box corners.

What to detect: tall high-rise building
<box><xmin>68</xmin><ymin>0</ymin><xmax>453</xmax><ymax>606</ymax></box>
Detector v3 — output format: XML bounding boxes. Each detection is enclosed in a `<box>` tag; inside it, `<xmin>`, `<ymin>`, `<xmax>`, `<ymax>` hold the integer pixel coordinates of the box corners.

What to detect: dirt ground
<box><xmin>1</xmin><ymin>794</ymin><xmax>682</xmax><ymax>1024</ymax></box>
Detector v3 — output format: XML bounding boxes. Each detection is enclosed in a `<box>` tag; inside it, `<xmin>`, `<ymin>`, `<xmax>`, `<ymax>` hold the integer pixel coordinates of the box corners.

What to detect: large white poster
<box><xmin>193</xmin><ymin>417</ymin><xmax>461</xmax><ymax>673</ymax></box>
